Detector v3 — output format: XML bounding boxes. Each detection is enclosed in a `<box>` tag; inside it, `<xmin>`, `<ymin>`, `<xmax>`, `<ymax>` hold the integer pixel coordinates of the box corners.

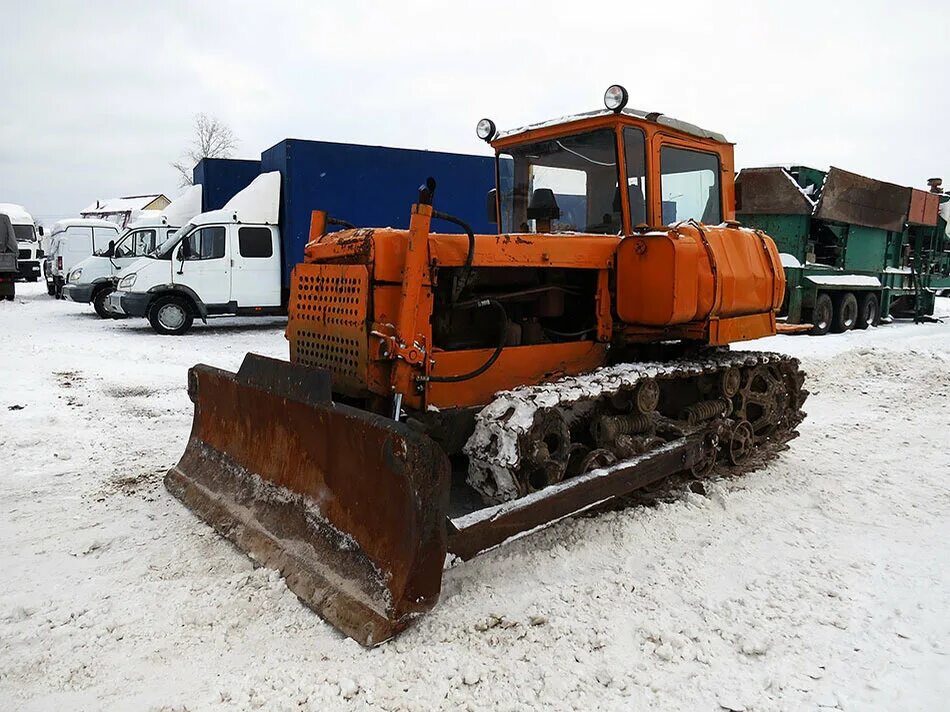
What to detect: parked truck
<box><xmin>106</xmin><ymin>139</ymin><xmax>496</xmax><ymax>334</ymax></box>
<box><xmin>0</xmin><ymin>212</ymin><xmax>18</xmax><ymax>300</ymax></box>
<box><xmin>0</xmin><ymin>203</ymin><xmax>43</xmax><ymax>283</ymax></box>
<box><xmin>62</xmin><ymin>185</ymin><xmax>202</xmax><ymax>316</ymax></box>
<box><xmin>62</xmin><ymin>158</ymin><xmax>262</xmax><ymax>317</ymax></box>
<box><xmin>736</xmin><ymin>166</ymin><xmax>941</xmax><ymax>334</ymax></box>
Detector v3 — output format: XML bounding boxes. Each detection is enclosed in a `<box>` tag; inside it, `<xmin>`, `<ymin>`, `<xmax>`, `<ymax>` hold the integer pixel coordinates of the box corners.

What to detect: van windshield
<box><xmin>151</xmin><ymin>223</ymin><xmax>192</xmax><ymax>258</ymax></box>
<box><xmin>13</xmin><ymin>225</ymin><xmax>36</xmax><ymax>242</ymax></box>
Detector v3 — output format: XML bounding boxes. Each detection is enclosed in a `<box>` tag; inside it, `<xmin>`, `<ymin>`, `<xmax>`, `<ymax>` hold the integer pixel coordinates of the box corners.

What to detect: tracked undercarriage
<box><xmin>464</xmin><ymin>350</ymin><xmax>807</xmax><ymax>504</ymax></box>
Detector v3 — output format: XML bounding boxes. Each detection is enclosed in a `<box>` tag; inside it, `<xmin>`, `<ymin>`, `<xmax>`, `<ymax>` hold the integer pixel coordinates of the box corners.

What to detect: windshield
<box><xmin>13</xmin><ymin>224</ymin><xmax>36</xmax><ymax>242</ymax></box>
<box><xmin>498</xmin><ymin>129</ymin><xmax>620</xmax><ymax>234</ymax></box>
<box><xmin>151</xmin><ymin>223</ymin><xmax>192</xmax><ymax>258</ymax></box>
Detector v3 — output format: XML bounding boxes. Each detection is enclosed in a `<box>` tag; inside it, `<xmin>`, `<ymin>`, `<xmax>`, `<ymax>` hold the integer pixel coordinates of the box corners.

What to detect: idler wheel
<box><xmin>633</xmin><ymin>379</ymin><xmax>660</xmax><ymax>413</ymax></box>
<box><xmin>720</xmin><ymin>367</ymin><xmax>741</xmax><ymax>398</ymax></box>
<box><xmin>728</xmin><ymin>420</ymin><xmax>754</xmax><ymax>465</ymax></box>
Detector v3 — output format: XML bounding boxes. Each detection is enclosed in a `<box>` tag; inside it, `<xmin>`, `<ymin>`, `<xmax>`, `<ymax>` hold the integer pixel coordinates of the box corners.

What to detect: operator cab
<box><xmin>479</xmin><ymin>85</ymin><xmax>734</xmax><ymax>236</ymax></box>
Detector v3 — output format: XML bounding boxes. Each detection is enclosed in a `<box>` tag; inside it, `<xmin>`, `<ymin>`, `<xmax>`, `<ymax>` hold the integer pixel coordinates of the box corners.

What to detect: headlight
<box><xmin>476</xmin><ymin>118</ymin><xmax>496</xmax><ymax>142</ymax></box>
<box><xmin>118</xmin><ymin>273</ymin><xmax>136</xmax><ymax>289</ymax></box>
<box><xmin>604</xmin><ymin>84</ymin><xmax>629</xmax><ymax>112</ymax></box>
<box><xmin>69</xmin><ymin>268</ymin><xmax>83</xmax><ymax>283</ymax></box>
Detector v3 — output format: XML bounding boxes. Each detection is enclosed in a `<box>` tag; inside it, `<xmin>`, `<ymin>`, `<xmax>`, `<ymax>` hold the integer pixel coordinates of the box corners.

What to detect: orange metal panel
<box><xmin>428</xmin><ymin>233</ymin><xmax>617</xmax><ymax>268</ymax></box>
<box><xmin>287</xmin><ymin>263</ymin><xmax>370</xmax><ymax>395</ymax></box>
<box><xmin>425</xmin><ymin>342</ymin><xmax>608</xmax><ymax>409</ymax></box>
<box><xmin>707</xmin><ymin>312</ymin><xmax>776</xmax><ymax>346</ymax></box>
<box><xmin>908</xmin><ymin>189</ymin><xmax>939</xmax><ymax>226</ymax></box>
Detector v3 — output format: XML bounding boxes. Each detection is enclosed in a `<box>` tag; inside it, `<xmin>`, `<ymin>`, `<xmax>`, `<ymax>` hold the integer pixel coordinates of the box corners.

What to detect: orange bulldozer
<box><xmin>165</xmin><ymin>86</ymin><xmax>807</xmax><ymax>646</ymax></box>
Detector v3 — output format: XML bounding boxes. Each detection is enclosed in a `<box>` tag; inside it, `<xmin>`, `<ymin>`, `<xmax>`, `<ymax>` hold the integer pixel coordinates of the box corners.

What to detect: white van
<box><xmin>107</xmin><ymin>173</ymin><xmax>284</xmax><ymax>334</ymax></box>
<box><xmin>62</xmin><ymin>186</ymin><xmax>202</xmax><ymax>317</ymax></box>
<box><xmin>47</xmin><ymin>219</ymin><xmax>121</xmax><ymax>298</ymax></box>
<box><xmin>0</xmin><ymin>203</ymin><xmax>44</xmax><ymax>282</ymax></box>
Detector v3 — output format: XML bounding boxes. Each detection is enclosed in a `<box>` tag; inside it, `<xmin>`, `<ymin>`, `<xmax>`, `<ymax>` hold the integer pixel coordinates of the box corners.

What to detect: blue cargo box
<box><xmin>192</xmin><ymin>158</ymin><xmax>262</xmax><ymax>212</ymax></box>
<box><xmin>261</xmin><ymin>139</ymin><xmax>496</xmax><ymax>286</ymax></box>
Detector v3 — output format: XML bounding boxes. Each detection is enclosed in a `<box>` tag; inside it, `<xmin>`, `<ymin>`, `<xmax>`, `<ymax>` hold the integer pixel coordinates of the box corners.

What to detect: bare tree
<box><xmin>171</xmin><ymin>113</ymin><xmax>238</xmax><ymax>187</ymax></box>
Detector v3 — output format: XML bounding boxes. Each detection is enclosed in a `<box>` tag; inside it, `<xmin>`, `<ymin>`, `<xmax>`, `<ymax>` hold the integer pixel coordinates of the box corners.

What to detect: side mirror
<box><xmin>106</xmin><ymin>240</ymin><xmax>115</xmax><ymax>258</ymax></box>
<box><xmin>485</xmin><ymin>189</ymin><xmax>498</xmax><ymax>224</ymax></box>
<box><xmin>178</xmin><ymin>239</ymin><xmax>192</xmax><ymax>260</ymax></box>
<box><xmin>38</xmin><ymin>226</ymin><xmax>44</xmax><ymax>237</ymax></box>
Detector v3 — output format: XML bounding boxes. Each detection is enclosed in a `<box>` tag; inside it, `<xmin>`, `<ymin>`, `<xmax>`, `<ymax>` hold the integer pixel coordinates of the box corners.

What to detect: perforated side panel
<box><xmin>288</xmin><ymin>264</ymin><xmax>369</xmax><ymax>393</ymax></box>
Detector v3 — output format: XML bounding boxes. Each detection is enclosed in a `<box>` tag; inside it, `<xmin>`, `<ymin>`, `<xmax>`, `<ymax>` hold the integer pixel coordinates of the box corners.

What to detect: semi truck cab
<box><xmin>0</xmin><ymin>203</ymin><xmax>43</xmax><ymax>283</ymax></box>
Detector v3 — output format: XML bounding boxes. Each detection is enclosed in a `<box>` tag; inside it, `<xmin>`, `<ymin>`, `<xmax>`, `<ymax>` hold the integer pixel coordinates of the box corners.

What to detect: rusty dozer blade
<box><xmin>165</xmin><ymin>354</ymin><xmax>450</xmax><ymax>647</ymax></box>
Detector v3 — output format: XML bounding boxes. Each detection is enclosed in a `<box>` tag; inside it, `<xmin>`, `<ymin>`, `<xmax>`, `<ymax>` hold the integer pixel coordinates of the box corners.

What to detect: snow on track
<box><xmin>2</xmin><ymin>282</ymin><xmax>949</xmax><ymax>711</ymax></box>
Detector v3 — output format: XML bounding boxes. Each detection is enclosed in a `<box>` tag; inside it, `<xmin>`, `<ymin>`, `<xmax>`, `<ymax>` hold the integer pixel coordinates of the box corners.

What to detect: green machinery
<box><xmin>736</xmin><ymin>166</ymin><xmax>944</xmax><ymax>335</ymax></box>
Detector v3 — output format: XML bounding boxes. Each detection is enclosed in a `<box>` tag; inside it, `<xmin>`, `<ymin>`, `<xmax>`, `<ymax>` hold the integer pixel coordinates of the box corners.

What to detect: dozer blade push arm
<box><xmin>165</xmin><ymin>354</ymin><xmax>451</xmax><ymax>646</ymax></box>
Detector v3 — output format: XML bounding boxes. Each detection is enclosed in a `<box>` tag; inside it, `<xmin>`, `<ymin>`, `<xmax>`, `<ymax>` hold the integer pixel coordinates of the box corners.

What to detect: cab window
<box><xmin>115</xmin><ymin>229</ymin><xmax>157</xmax><ymax>258</ymax></box>
<box><xmin>184</xmin><ymin>226</ymin><xmax>226</xmax><ymax>260</ymax></box>
<box><xmin>93</xmin><ymin>226</ymin><xmax>119</xmax><ymax>252</ymax></box>
<box><xmin>238</xmin><ymin>227</ymin><xmax>273</xmax><ymax>258</ymax></box>
<box><xmin>659</xmin><ymin>147</ymin><xmax>721</xmax><ymax>225</ymax></box>
<box><xmin>623</xmin><ymin>128</ymin><xmax>648</xmax><ymax>226</ymax></box>
<box><xmin>499</xmin><ymin>129</ymin><xmax>621</xmax><ymax>234</ymax></box>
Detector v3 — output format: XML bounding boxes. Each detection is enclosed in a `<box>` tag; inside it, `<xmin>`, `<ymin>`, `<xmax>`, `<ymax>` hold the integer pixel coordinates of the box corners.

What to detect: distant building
<box><xmin>80</xmin><ymin>194</ymin><xmax>171</xmax><ymax>229</ymax></box>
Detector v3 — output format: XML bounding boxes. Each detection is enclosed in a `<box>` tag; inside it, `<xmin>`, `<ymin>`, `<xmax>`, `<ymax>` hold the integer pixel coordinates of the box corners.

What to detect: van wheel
<box><xmin>809</xmin><ymin>293</ymin><xmax>833</xmax><ymax>335</ymax></box>
<box><xmin>831</xmin><ymin>292</ymin><xmax>858</xmax><ymax>332</ymax></box>
<box><xmin>148</xmin><ymin>295</ymin><xmax>194</xmax><ymax>335</ymax></box>
<box><xmin>855</xmin><ymin>292</ymin><xmax>879</xmax><ymax>329</ymax></box>
<box><xmin>93</xmin><ymin>288</ymin><xmax>114</xmax><ymax>318</ymax></box>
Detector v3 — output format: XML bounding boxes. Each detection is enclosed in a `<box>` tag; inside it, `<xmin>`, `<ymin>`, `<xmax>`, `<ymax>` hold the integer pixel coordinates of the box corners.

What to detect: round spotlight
<box><xmin>476</xmin><ymin>118</ymin><xmax>496</xmax><ymax>142</ymax></box>
<box><xmin>604</xmin><ymin>85</ymin><xmax>629</xmax><ymax>113</ymax></box>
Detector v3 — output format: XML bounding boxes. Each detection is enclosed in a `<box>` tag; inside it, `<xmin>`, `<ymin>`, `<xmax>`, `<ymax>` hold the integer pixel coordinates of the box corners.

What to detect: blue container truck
<box><xmin>192</xmin><ymin>157</ymin><xmax>262</xmax><ymax>211</ymax></box>
<box><xmin>106</xmin><ymin>140</ymin><xmax>497</xmax><ymax>334</ymax></box>
<box><xmin>261</xmin><ymin>138</ymin><xmax>496</xmax><ymax>286</ymax></box>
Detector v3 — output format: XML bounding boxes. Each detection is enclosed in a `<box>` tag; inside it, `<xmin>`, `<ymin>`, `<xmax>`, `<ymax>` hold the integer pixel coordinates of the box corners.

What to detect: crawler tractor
<box><xmin>167</xmin><ymin>86</ymin><xmax>807</xmax><ymax>646</ymax></box>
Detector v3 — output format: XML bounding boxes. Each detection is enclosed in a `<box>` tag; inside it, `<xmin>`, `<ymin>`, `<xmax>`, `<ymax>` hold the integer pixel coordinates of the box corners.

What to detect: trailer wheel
<box><xmin>92</xmin><ymin>287</ymin><xmax>114</xmax><ymax>319</ymax></box>
<box><xmin>809</xmin><ymin>293</ymin><xmax>833</xmax><ymax>335</ymax></box>
<box><xmin>855</xmin><ymin>292</ymin><xmax>879</xmax><ymax>329</ymax></box>
<box><xmin>831</xmin><ymin>292</ymin><xmax>858</xmax><ymax>333</ymax></box>
<box><xmin>148</xmin><ymin>295</ymin><xmax>194</xmax><ymax>336</ymax></box>
<box><xmin>46</xmin><ymin>281</ymin><xmax>55</xmax><ymax>296</ymax></box>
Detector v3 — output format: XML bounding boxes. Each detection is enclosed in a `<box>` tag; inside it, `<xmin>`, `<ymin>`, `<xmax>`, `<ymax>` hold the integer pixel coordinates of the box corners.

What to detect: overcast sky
<box><xmin>2</xmin><ymin>0</ymin><xmax>947</xmax><ymax>225</ymax></box>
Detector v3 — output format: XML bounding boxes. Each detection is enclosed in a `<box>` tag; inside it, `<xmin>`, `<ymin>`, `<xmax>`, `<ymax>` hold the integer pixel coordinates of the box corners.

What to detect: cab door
<box><xmin>229</xmin><ymin>225</ymin><xmax>281</xmax><ymax>307</ymax></box>
<box><xmin>173</xmin><ymin>224</ymin><xmax>231</xmax><ymax>305</ymax></box>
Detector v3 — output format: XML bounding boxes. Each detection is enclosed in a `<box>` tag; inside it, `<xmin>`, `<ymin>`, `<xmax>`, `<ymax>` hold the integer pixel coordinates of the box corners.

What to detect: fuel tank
<box><xmin>615</xmin><ymin>223</ymin><xmax>784</xmax><ymax>326</ymax></box>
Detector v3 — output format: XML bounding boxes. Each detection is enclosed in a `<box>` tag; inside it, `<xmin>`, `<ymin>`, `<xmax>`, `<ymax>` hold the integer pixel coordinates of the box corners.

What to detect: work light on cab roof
<box><xmin>604</xmin><ymin>84</ymin><xmax>628</xmax><ymax>112</ymax></box>
<box><xmin>475</xmin><ymin>118</ymin><xmax>496</xmax><ymax>142</ymax></box>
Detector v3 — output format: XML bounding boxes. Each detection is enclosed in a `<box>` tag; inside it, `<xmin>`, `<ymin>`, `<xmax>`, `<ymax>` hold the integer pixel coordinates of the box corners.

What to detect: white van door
<box><xmin>173</xmin><ymin>224</ymin><xmax>231</xmax><ymax>305</ymax></box>
<box><xmin>229</xmin><ymin>225</ymin><xmax>281</xmax><ymax>307</ymax></box>
<box><xmin>63</xmin><ymin>226</ymin><xmax>93</xmax><ymax>273</ymax></box>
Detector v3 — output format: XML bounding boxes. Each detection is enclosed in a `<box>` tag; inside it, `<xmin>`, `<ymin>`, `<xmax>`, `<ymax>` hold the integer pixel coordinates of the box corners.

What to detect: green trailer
<box><xmin>736</xmin><ymin>166</ymin><xmax>942</xmax><ymax>335</ymax></box>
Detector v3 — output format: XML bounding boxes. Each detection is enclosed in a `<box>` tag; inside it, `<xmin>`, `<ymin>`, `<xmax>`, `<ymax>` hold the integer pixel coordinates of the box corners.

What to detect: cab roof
<box><xmin>494</xmin><ymin>107</ymin><xmax>728</xmax><ymax>144</ymax></box>
<box><xmin>50</xmin><ymin>218</ymin><xmax>122</xmax><ymax>233</ymax></box>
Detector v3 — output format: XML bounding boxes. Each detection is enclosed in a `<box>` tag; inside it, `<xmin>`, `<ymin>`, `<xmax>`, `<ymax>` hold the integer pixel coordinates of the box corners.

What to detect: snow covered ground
<box><xmin>2</xmin><ymin>282</ymin><xmax>948</xmax><ymax>711</ymax></box>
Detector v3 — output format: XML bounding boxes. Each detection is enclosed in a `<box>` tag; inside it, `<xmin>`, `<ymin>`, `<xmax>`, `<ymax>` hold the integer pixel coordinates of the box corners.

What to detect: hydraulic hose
<box><xmin>328</xmin><ymin>216</ymin><xmax>356</xmax><ymax>230</ymax></box>
<box><xmin>426</xmin><ymin>299</ymin><xmax>507</xmax><ymax>383</ymax></box>
<box><xmin>431</xmin><ymin>209</ymin><xmax>475</xmax><ymax>304</ymax></box>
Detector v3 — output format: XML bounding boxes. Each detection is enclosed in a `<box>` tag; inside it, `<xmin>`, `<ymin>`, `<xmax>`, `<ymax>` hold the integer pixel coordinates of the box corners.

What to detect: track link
<box><xmin>464</xmin><ymin>350</ymin><xmax>807</xmax><ymax>503</ymax></box>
